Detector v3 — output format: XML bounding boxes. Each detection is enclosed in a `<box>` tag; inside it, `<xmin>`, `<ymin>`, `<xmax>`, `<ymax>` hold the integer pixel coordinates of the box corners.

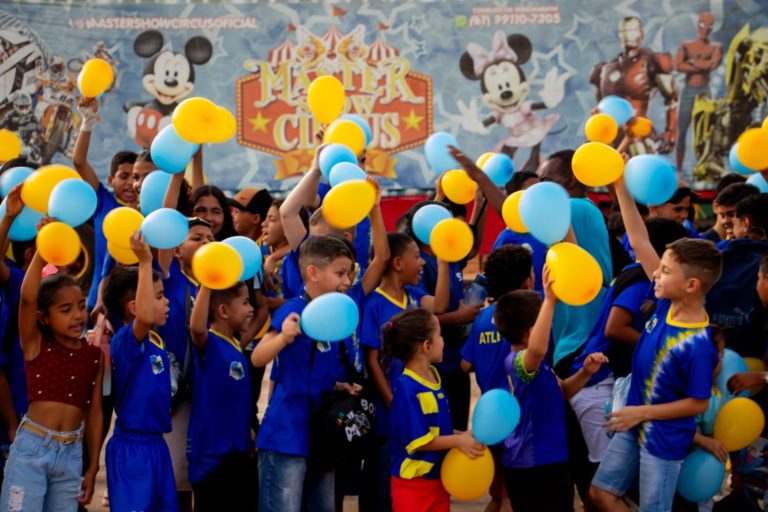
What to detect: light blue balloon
<box><xmin>223</xmin><ymin>236</ymin><xmax>263</xmax><ymax>281</ymax></box>
<box><xmin>718</xmin><ymin>348</ymin><xmax>749</xmax><ymax>401</ymax></box>
<box><xmin>0</xmin><ymin>200</ymin><xmax>44</xmax><ymax>242</ymax></box>
<box><xmin>329</xmin><ymin>162</ymin><xmax>366</xmax><ymax>187</ymax></box>
<box><xmin>425</xmin><ymin>132</ymin><xmax>460</xmax><ymax>173</ymax></box>
<box><xmin>729</xmin><ymin>144</ymin><xmax>757</xmax><ymax>174</ymax></box>
<box><xmin>150</xmin><ymin>124</ymin><xmax>199</xmax><ymax>174</ymax></box>
<box><xmin>482</xmin><ymin>153</ymin><xmax>515</xmax><ymax>187</ymax></box>
<box><xmin>48</xmin><ymin>179</ymin><xmax>97</xmax><ymax>227</ymax></box>
<box><xmin>140</xmin><ymin>208</ymin><xmax>189</xmax><ymax>249</ymax></box>
<box><xmin>677</xmin><ymin>448</ymin><xmax>725</xmax><ymax>503</ymax></box>
<box><xmin>518</xmin><ymin>182</ymin><xmax>571</xmax><ymax>245</ymax></box>
<box><xmin>747</xmin><ymin>172</ymin><xmax>768</xmax><ymax>193</ymax></box>
<box><xmin>598</xmin><ymin>95</ymin><xmax>634</xmax><ymax>126</ymax></box>
<box><xmin>300</xmin><ymin>292</ymin><xmax>359</xmax><ymax>342</ymax></box>
<box><xmin>472</xmin><ymin>389</ymin><xmax>521</xmax><ymax>445</ymax></box>
<box><xmin>0</xmin><ymin>166</ymin><xmax>33</xmax><ymax>197</ymax></box>
<box><xmin>696</xmin><ymin>391</ymin><xmax>722</xmax><ymax>436</ymax></box>
<box><xmin>411</xmin><ymin>204</ymin><xmax>452</xmax><ymax>245</ymax></box>
<box><xmin>624</xmin><ymin>155</ymin><xmax>678</xmax><ymax>206</ymax></box>
<box><xmin>318</xmin><ymin>144</ymin><xmax>358</xmax><ymax>180</ymax></box>
<box><xmin>341</xmin><ymin>114</ymin><xmax>372</xmax><ymax>146</ymax></box>
<box><xmin>139</xmin><ymin>171</ymin><xmax>172</xmax><ymax>216</ymax></box>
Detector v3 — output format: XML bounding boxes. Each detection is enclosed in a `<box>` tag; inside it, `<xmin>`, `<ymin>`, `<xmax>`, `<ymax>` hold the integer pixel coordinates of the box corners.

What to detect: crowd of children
<box><xmin>0</xmin><ymin>89</ymin><xmax>766</xmax><ymax>512</ymax></box>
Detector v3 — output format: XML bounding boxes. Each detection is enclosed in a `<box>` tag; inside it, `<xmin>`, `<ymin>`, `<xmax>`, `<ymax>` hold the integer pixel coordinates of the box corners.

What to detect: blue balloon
<box><xmin>518</xmin><ymin>182</ymin><xmax>571</xmax><ymax>245</ymax></box>
<box><xmin>425</xmin><ymin>132</ymin><xmax>460</xmax><ymax>173</ymax></box>
<box><xmin>677</xmin><ymin>448</ymin><xmax>725</xmax><ymax>503</ymax></box>
<box><xmin>747</xmin><ymin>172</ymin><xmax>768</xmax><ymax>193</ymax></box>
<box><xmin>718</xmin><ymin>348</ymin><xmax>749</xmax><ymax>401</ymax></box>
<box><xmin>150</xmin><ymin>124</ymin><xmax>199</xmax><ymax>174</ymax></box>
<box><xmin>300</xmin><ymin>292</ymin><xmax>359</xmax><ymax>342</ymax></box>
<box><xmin>318</xmin><ymin>144</ymin><xmax>358</xmax><ymax>180</ymax></box>
<box><xmin>0</xmin><ymin>200</ymin><xmax>44</xmax><ymax>242</ymax></box>
<box><xmin>411</xmin><ymin>204</ymin><xmax>452</xmax><ymax>245</ymax></box>
<box><xmin>223</xmin><ymin>236</ymin><xmax>263</xmax><ymax>280</ymax></box>
<box><xmin>472</xmin><ymin>389</ymin><xmax>521</xmax><ymax>445</ymax></box>
<box><xmin>48</xmin><ymin>179</ymin><xmax>97</xmax><ymax>227</ymax></box>
<box><xmin>729</xmin><ymin>144</ymin><xmax>757</xmax><ymax>174</ymax></box>
<box><xmin>697</xmin><ymin>392</ymin><xmax>723</xmax><ymax>436</ymax></box>
<box><xmin>624</xmin><ymin>155</ymin><xmax>678</xmax><ymax>206</ymax></box>
<box><xmin>482</xmin><ymin>153</ymin><xmax>515</xmax><ymax>187</ymax></box>
<box><xmin>140</xmin><ymin>208</ymin><xmax>189</xmax><ymax>249</ymax></box>
<box><xmin>598</xmin><ymin>95</ymin><xmax>635</xmax><ymax>125</ymax></box>
<box><xmin>139</xmin><ymin>171</ymin><xmax>172</xmax><ymax>216</ymax></box>
<box><xmin>0</xmin><ymin>166</ymin><xmax>33</xmax><ymax>197</ymax></box>
<box><xmin>341</xmin><ymin>114</ymin><xmax>372</xmax><ymax>146</ymax></box>
<box><xmin>329</xmin><ymin>162</ymin><xmax>366</xmax><ymax>187</ymax></box>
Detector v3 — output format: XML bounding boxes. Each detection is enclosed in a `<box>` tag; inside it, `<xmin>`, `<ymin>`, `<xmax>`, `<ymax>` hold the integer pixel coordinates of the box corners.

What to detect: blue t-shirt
<box><xmin>626</xmin><ymin>299</ymin><xmax>716</xmax><ymax>461</ymax></box>
<box><xmin>157</xmin><ymin>258</ymin><xmax>198</xmax><ymax>385</ymax></box>
<box><xmin>87</xmin><ymin>184</ymin><xmax>122</xmax><ymax>310</ymax></box>
<box><xmin>502</xmin><ymin>350</ymin><xmax>568</xmax><ymax>469</ymax></box>
<box><xmin>188</xmin><ymin>330</ymin><xmax>252</xmax><ymax>483</ymax></box>
<box><xmin>111</xmin><ymin>323</ymin><xmax>172</xmax><ymax>435</ymax></box>
<box><xmin>460</xmin><ymin>304</ymin><xmax>509</xmax><ymax>393</ymax></box>
<box><xmin>279</xmin><ymin>248</ymin><xmax>303</xmax><ymax>300</ymax></box>
<box><xmin>492</xmin><ymin>229</ymin><xmax>546</xmax><ymax>295</ymax></box>
<box><xmin>388</xmin><ymin>367</ymin><xmax>453</xmax><ymax>480</ymax></box>
<box><xmin>1</xmin><ymin>267</ymin><xmax>26</xmax><ymax>415</ymax></box>
<box><xmin>345</xmin><ymin>282</ymin><xmax>367</xmax><ymax>374</ymax></box>
<box><xmin>256</xmin><ymin>297</ymin><xmax>345</xmax><ymax>457</ymax></box>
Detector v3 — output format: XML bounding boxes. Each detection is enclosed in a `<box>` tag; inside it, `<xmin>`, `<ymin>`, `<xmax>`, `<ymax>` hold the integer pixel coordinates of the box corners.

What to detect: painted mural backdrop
<box><xmin>0</xmin><ymin>1</ymin><xmax>766</xmax><ymax>191</ymax></box>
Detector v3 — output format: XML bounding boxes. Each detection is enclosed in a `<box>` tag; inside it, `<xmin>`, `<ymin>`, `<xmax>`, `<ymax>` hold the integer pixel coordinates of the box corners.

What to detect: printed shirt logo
<box><xmin>229</xmin><ymin>361</ymin><xmax>245</xmax><ymax>381</ymax></box>
<box><xmin>317</xmin><ymin>341</ymin><xmax>331</xmax><ymax>353</ymax></box>
<box><xmin>150</xmin><ymin>354</ymin><xmax>165</xmax><ymax>375</ymax></box>
<box><xmin>645</xmin><ymin>314</ymin><xmax>659</xmax><ymax>334</ymax></box>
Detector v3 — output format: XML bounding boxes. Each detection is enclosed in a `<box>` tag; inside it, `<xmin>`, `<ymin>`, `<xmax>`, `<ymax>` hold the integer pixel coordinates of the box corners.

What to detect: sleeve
<box><xmin>110</xmin><ymin>322</ymin><xmax>146</xmax><ymax>369</ymax></box>
<box><xmin>269</xmin><ymin>301</ymin><xmax>293</xmax><ymax>333</ymax></box>
<box><xmin>510</xmin><ymin>350</ymin><xmax>538</xmax><ymax>383</ymax></box>
<box><xmin>683</xmin><ymin>339</ymin><xmax>716</xmax><ymax>400</ymax></box>
<box><xmin>612</xmin><ymin>282</ymin><xmax>650</xmax><ymax>315</ymax></box>
<box><xmin>407</xmin><ymin>286</ymin><xmax>428</xmax><ymax>308</ymax></box>
<box><xmin>95</xmin><ymin>184</ymin><xmax>117</xmax><ymax>216</ymax></box>
<box><xmin>358</xmin><ymin>301</ymin><xmax>381</xmax><ymax>350</ymax></box>
<box><xmin>391</xmin><ymin>385</ymin><xmax>438</xmax><ymax>454</ymax></box>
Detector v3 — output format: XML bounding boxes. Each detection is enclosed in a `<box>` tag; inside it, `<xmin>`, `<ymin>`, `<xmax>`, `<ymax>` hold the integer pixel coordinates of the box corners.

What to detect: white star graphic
<box><xmin>528</xmin><ymin>44</ymin><xmax>577</xmax><ymax>87</ymax></box>
<box><xmin>613</xmin><ymin>0</ymin><xmax>641</xmax><ymax>19</ymax></box>
<box><xmin>409</xmin><ymin>14</ymin><xmax>428</xmax><ymax>35</ymax></box>
<box><xmin>563</xmin><ymin>13</ymin><xmax>595</xmax><ymax>52</ymax></box>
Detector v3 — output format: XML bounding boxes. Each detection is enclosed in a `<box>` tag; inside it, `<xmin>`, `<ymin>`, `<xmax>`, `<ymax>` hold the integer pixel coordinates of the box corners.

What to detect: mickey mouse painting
<box><xmin>124</xmin><ymin>30</ymin><xmax>212</xmax><ymax>147</ymax></box>
<box><xmin>460</xmin><ymin>31</ymin><xmax>568</xmax><ymax>171</ymax></box>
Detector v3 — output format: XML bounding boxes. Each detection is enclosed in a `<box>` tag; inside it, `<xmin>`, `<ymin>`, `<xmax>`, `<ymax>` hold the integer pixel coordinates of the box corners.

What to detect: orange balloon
<box><xmin>502</xmin><ymin>191</ymin><xmax>527</xmax><ymax>233</ymax></box>
<box><xmin>21</xmin><ymin>165</ymin><xmax>80</xmax><ymax>213</ymax></box>
<box><xmin>441</xmin><ymin>170</ymin><xmax>477</xmax><ymax>205</ymax></box>
<box><xmin>441</xmin><ymin>447</ymin><xmax>494</xmax><ymax>501</ymax></box>
<box><xmin>430</xmin><ymin>218</ymin><xmax>473</xmax><ymax>263</ymax></box>
<box><xmin>584</xmin><ymin>114</ymin><xmax>618</xmax><ymax>144</ymax></box>
<box><xmin>546</xmin><ymin>242</ymin><xmax>603</xmax><ymax>306</ymax></box>
<box><xmin>737</xmin><ymin>128</ymin><xmax>768</xmax><ymax>171</ymax></box>
<box><xmin>324</xmin><ymin>119</ymin><xmax>366</xmax><ymax>156</ymax></box>
<box><xmin>572</xmin><ymin>142</ymin><xmax>625</xmax><ymax>187</ymax></box>
<box><xmin>630</xmin><ymin>117</ymin><xmax>653</xmax><ymax>138</ymax></box>
<box><xmin>37</xmin><ymin>222</ymin><xmax>81</xmax><ymax>266</ymax></box>
<box><xmin>191</xmin><ymin>242</ymin><xmax>243</xmax><ymax>290</ymax></box>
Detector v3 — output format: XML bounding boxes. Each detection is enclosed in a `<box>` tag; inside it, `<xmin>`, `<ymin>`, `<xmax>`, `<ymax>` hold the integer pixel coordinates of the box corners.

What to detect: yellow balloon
<box><xmin>108</xmin><ymin>242</ymin><xmax>139</xmax><ymax>265</ymax></box>
<box><xmin>37</xmin><ymin>222</ymin><xmax>81</xmax><ymax>266</ymax></box>
<box><xmin>762</xmin><ymin>117</ymin><xmax>768</xmax><ymax>131</ymax></box>
<box><xmin>430</xmin><ymin>218</ymin><xmax>473</xmax><ymax>263</ymax></box>
<box><xmin>546</xmin><ymin>242</ymin><xmax>603</xmax><ymax>306</ymax></box>
<box><xmin>322</xmin><ymin>179</ymin><xmax>376</xmax><ymax>230</ymax></box>
<box><xmin>210</xmin><ymin>106</ymin><xmax>237</xmax><ymax>144</ymax></box>
<box><xmin>714</xmin><ymin>397</ymin><xmax>765</xmax><ymax>452</ymax></box>
<box><xmin>102</xmin><ymin>207</ymin><xmax>144</xmax><ymax>249</ymax></box>
<box><xmin>191</xmin><ymin>242</ymin><xmax>243</xmax><ymax>290</ymax></box>
<box><xmin>630</xmin><ymin>116</ymin><xmax>653</xmax><ymax>138</ymax></box>
<box><xmin>0</xmin><ymin>129</ymin><xmax>22</xmax><ymax>162</ymax></box>
<box><xmin>324</xmin><ymin>119</ymin><xmax>366</xmax><ymax>156</ymax></box>
<box><xmin>78</xmin><ymin>58</ymin><xmax>114</xmax><ymax>98</ymax></box>
<box><xmin>172</xmin><ymin>97</ymin><xmax>219</xmax><ymax>144</ymax></box>
<box><xmin>307</xmin><ymin>75</ymin><xmax>345</xmax><ymax>124</ymax></box>
<box><xmin>476</xmin><ymin>152</ymin><xmax>494</xmax><ymax>168</ymax></box>
<box><xmin>502</xmin><ymin>191</ymin><xmax>528</xmax><ymax>233</ymax></box>
<box><xmin>572</xmin><ymin>142</ymin><xmax>625</xmax><ymax>187</ymax></box>
<box><xmin>737</xmin><ymin>128</ymin><xmax>768</xmax><ymax>171</ymax></box>
<box><xmin>440</xmin><ymin>447</ymin><xmax>494</xmax><ymax>501</ymax></box>
<box><xmin>442</xmin><ymin>170</ymin><xmax>477</xmax><ymax>205</ymax></box>
<box><xmin>21</xmin><ymin>165</ymin><xmax>80</xmax><ymax>214</ymax></box>
<box><xmin>584</xmin><ymin>114</ymin><xmax>618</xmax><ymax>144</ymax></box>
<box><xmin>743</xmin><ymin>357</ymin><xmax>767</xmax><ymax>396</ymax></box>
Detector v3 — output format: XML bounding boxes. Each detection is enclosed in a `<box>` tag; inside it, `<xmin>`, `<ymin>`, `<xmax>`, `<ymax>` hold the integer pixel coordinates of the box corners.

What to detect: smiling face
<box><xmin>39</xmin><ymin>285</ymin><xmax>87</xmax><ymax>342</ymax></box>
<box><xmin>261</xmin><ymin>205</ymin><xmax>286</xmax><ymax>248</ymax></box>
<box><xmin>221</xmin><ymin>285</ymin><xmax>254</xmax><ymax>333</ymax></box>
<box><xmin>142</xmin><ymin>51</ymin><xmax>195</xmax><ymax>106</ymax></box>
<box><xmin>482</xmin><ymin>61</ymin><xmax>529</xmax><ymax>111</ymax></box>
<box><xmin>109</xmin><ymin>162</ymin><xmax>136</xmax><ymax>206</ymax></box>
<box><xmin>193</xmin><ymin>195</ymin><xmax>224</xmax><ymax>237</ymax></box>
<box><xmin>307</xmin><ymin>256</ymin><xmax>353</xmax><ymax>295</ymax></box>
<box><xmin>652</xmin><ymin>249</ymin><xmax>696</xmax><ymax>300</ymax></box>
<box><xmin>151</xmin><ymin>279</ymin><xmax>170</xmax><ymax>327</ymax></box>
<box><xmin>133</xmin><ymin>160</ymin><xmax>157</xmax><ymax>197</ymax></box>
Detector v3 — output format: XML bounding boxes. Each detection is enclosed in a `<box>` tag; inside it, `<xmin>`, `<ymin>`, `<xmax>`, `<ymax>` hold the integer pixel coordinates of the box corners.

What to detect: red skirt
<box><xmin>391</xmin><ymin>476</ymin><xmax>450</xmax><ymax>512</ymax></box>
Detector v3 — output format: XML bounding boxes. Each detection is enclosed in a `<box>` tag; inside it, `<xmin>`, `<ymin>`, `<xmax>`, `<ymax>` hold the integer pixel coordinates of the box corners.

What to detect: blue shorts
<box><xmin>592</xmin><ymin>431</ymin><xmax>683</xmax><ymax>512</ymax></box>
<box><xmin>106</xmin><ymin>428</ymin><xmax>177</xmax><ymax>512</ymax></box>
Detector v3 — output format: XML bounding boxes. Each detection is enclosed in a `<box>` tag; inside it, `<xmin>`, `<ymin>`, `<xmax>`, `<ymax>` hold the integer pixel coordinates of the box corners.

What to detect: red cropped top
<box><xmin>25</xmin><ymin>337</ymin><xmax>101</xmax><ymax>409</ymax></box>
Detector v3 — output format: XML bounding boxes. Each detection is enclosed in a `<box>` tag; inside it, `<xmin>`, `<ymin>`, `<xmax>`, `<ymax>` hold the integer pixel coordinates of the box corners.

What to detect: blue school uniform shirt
<box><xmin>111</xmin><ymin>323</ymin><xmax>172</xmax><ymax>435</ymax></box>
<box><xmin>502</xmin><ymin>349</ymin><xmax>568</xmax><ymax>468</ymax></box>
<box><xmin>279</xmin><ymin>248</ymin><xmax>303</xmax><ymax>300</ymax></box>
<box><xmin>492</xmin><ymin>229</ymin><xmax>546</xmax><ymax>295</ymax></box>
<box><xmin>388</xmin><ymin>367</ymin><xmax>453</xmax><ymax>479</ymax></box>
<box><xmin>256</xmin><ymin>297</ymin><xmax>345</xmax><ymax>457</ymax></box>
<box><xmin>87</xmin><ymin>184</ymin><xmax>122</xmax><ymax>310</ymax></box>
<box><xmin>626</xmin><ymin>299</ymin><xmax>716</xmax><ymax>461</ymax></box>
<box><xmin>460</xmin><ymin>304</ymin><xmax>509</xmax><ymax>393</ymax></box>
<box><xmin>188</xmin><ymin>330</ymin><xmax>252</xmax><ymax>483</ymax></box>
<box><xmin>156</xmin><ymin>258</ymin><xmax>198</xmax><ymax>383</ymax></box>
<box><xmin>1</xmin><ymin>267</ymin><xmax>26</xmax><ymax>414</ymax></box>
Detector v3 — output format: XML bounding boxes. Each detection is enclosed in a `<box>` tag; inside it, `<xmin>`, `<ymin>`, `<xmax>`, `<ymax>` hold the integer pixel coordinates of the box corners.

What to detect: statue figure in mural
<box><xmin>590</xmin><ymin>17</ymin><xmax>678</xmax><ymax>155</ymax></box>
<box><xmin>459</xmin><ymin>31</ymin><xmax>568</xmax><ymax>173</ymax></box>
<box><xmin>675</xmin><ymin>12</ymin><xmax>722</xmax><ymax>175</ymax></box>
<box><xmin>0</xmin><ymin>90</ymin><xmax>42</xmax><ymax>161</ymax></box>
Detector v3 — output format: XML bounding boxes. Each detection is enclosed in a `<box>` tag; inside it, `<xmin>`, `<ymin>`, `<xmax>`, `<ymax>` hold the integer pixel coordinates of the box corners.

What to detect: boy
<box><xmin>188</xmin><ymin>282</ymin><xmax>254</xmax><ymax>509</ymax></box>
<box><xmin>707</xmin><ymin>183</ymin><xmax>759</xmax><ymax>242</ymax></box>
<box><xmin>700</xmin><ymin>173</ymin><xmax>746</xmax><ymax>243</ymax></box>
<box><xmin>228</xmin><ymin>187</ymin><xmax>273</xmax><ymax>241</ymax></box>
<box><xmin>104</xmin><ymin>232</ymin><xmax>175</xmax><ymax>512</ymax></box>
<box><xmin>589</xmin><ymin>176</ymin><xmax>722</xmax><ymax>512</ymax></box>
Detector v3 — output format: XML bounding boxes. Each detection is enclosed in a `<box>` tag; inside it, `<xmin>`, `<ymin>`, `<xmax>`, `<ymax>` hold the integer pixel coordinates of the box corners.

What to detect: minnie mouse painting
<box><xmin>460</xmin><ymin>31</ymin><xmax>568</xmax><ymax>171</ymax></box>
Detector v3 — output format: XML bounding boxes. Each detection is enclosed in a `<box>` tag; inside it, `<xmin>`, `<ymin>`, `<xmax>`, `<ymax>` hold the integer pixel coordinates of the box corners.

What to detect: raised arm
<box><xmin>523</xmin><ymin>266</ymin><xmax>557</xmax><ymax>373</ymax></box>
<box><xmin>72</xmin><ymin>99</ymin><xmax>101</xmax><ymax>191</ymax></box>
<box><xmin>448</xmin><ymin>145</ymin><xmax>506</xmax><ymax>216</ymax></box>
<box><xmin>189</xmin><ymin>285</ymin><xmax>211</xmax><ymax>348</ymax></box>
<box><xmin>359</xmin><ymin>177</ymin><xmax>390</xmax><ymax>295</ymax></box>
<box><xmin>157</xmin><ymin>172</ymin><xmax>187</xmax><ymax>276</ymax></box>
<box><xmin>251</xmin><ymin>312</ymin><xmax>301</xmax><ymax>367</ymax></box>
<box><xmin>466</xmin><ymin>191</ymin><xmax>488</xmax><ymax>260</ymax></box>
<box><xmin>129</xmin><ymin>232</ymin><xmax>155</xmax><ymax>342</ymax></box>
<box><xmin>19</xmin><ymin>250</ymin><xmax>46</xmax><ymax>360</ymax></box>
<box><xmin>280</xmin><ymin>146</ymin><xmax>326</xmax><ymax>250</ymax></box>
<box><xmin>239</xmin><ymin>287</ymin><xmax>269</xmax><ymax>348</ymax></box>
<box><xmin>190</xmin><ymin>146</ymin><xmax>205</xmax><ymax>190</ymax></box>
<box><xmin>613</xmin><ymin>177</ymin><xmax>659</xmax><ymax>280</ymax></box>
<box><xmin>0</xmin><ymin>184</ymin><xmax>24</xmax><ymax>285</ymax></box>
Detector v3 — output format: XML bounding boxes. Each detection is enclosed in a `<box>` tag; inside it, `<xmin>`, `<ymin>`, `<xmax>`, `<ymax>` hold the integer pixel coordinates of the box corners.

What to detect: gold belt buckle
<box><xmin>58</xmin><ymin>435</ymin><xmax>77</xmax><ymax>445</ymax></box>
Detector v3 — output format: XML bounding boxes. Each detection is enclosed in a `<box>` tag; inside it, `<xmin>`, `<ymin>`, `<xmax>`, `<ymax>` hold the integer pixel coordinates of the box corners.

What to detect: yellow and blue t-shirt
<box><xmin>460</xmin><ymin>304</ymin><xmax>509</xmax><ymax>393</ymax></box>
<box><xmin>388</xmin><ymin>366</ymin><xmax>453</xmax><ymax>480</ymax></box>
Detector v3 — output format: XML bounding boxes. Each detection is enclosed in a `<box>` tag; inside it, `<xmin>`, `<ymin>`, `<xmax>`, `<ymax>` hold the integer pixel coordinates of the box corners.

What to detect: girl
<box><xmin>191</xmin><ymin>185</ymin><xmax>238</xmax><ymax>241</ymax></box>
<box><xmin>1</xmin><ymin>210</ymin><xmax>104</xmax><ymax>510</ymax></box>
<box><xmin>261</xmin><ymin>199</ymin><xmax>293</xmax><ymax>306</ymax></box>
<box><xmin>384</xmin><ymin>308</ymin><xmax>484</xmax><ymax>512</ymax></box>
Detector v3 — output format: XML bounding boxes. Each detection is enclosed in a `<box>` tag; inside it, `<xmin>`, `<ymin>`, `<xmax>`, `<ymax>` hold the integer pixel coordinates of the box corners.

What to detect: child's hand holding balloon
<box><xmin>281</xmin><ymin>312</ymin><xmax>302</xmax><ymax>343</ymax></box>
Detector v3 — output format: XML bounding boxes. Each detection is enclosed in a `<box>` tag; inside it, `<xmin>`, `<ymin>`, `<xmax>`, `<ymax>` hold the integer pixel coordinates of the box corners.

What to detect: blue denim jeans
<box><xmin>0</xmin><ymin>416</ymin><xmax>84</xmax><ymax>512</ymax></box>
<box><xmin>258</xmin><ymin>450</ymin><xmax>334</xmax><ymax>512</ymax></box>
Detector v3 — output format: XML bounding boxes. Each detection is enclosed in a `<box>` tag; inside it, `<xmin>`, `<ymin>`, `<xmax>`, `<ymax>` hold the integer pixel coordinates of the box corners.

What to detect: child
<box><xmin>132</xmin><ymin>148</ymin><xmax>158</xmax><ymax>199</ymax></box>
<box><xmin>707</xmin><ymin>183</ymin><xmax>760</xmax><ymax>242</ymax></box>
<box><xmin>0</xmin><ymin>212</ymin><xmax>104</xmax><ymax>509</ymax></box>
<box><xmin>191</xmin><ymin>185</ymin><xmax>238</xmax><ymax>241</ymax></box>
<box><xmin>589</xmin><ymin>175</ymin><xmax>722</xmax><ymax>512</ymax></box>
<box><xmin>261</xmin><ymin>199</ymin><xmax>297</xmax><ymax>306</ymax></box>
<box><xmin>495</xmin><ymin>270</ymin><xmax>608</xmax><ymax>512</ymax></box>
<box><xmin>104</xmin><ymin>232</ymin><xmax>175</xmax><ymax>512</ymax></box>
<box><xmin>228</xmin><ymin>187</ymin><xmax>274</xmax><ymax>241</ymax></box>
<box><xmin>384</xmin><ymin>308</ymin><xmax>484</xmax><ymax>512</ymax></box>
<box><xmin>700</xmin><ymin>174</ymin><xmax>747</xmax><ymax>243</ymax></box>
<box><xmin>188</xmin><ymin>282</ymin><xmax>254</xmax><ymax>510</ymax></box>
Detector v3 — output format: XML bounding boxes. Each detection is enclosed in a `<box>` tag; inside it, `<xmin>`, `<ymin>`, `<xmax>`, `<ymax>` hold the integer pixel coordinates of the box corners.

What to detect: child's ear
<box><xmin>217</xmin><ymin>303</ymin><xmax>229</xmax><ymax>320</ymax></box>
<box><xmin>127</xmin><ymin>299</ymin><xmax>137</xmax><ymax>318</ymax></box>
<box><xmin>743</xmin><ymin>217</ymin><xmax>753</xmax><ymax>233</ymax></box>
<box><xmin>305</xmin><ymin>264</ymin><xmax>318</xmax><ymax>282</ymax></box>
<box><xmin>686</xmin><ymin>277</ymin><xmax>702</xmax><ymax>295</ymax></box>
<box><xmin>391</xmin><ymin>256</ymin><xmax>403</xmax><ymax>271</ymax></box>
<box><xmin>36</xmin><ymin>310</ymin><xmax>49</xmax><ymax>326</ymax></box>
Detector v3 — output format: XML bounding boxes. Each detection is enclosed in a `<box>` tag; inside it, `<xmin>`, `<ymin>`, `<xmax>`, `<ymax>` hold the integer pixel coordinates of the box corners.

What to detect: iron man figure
<box><xmin>590</xmin><ymin>17</ymin><xmax>678</xmax><ymax>154</ymax></box>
